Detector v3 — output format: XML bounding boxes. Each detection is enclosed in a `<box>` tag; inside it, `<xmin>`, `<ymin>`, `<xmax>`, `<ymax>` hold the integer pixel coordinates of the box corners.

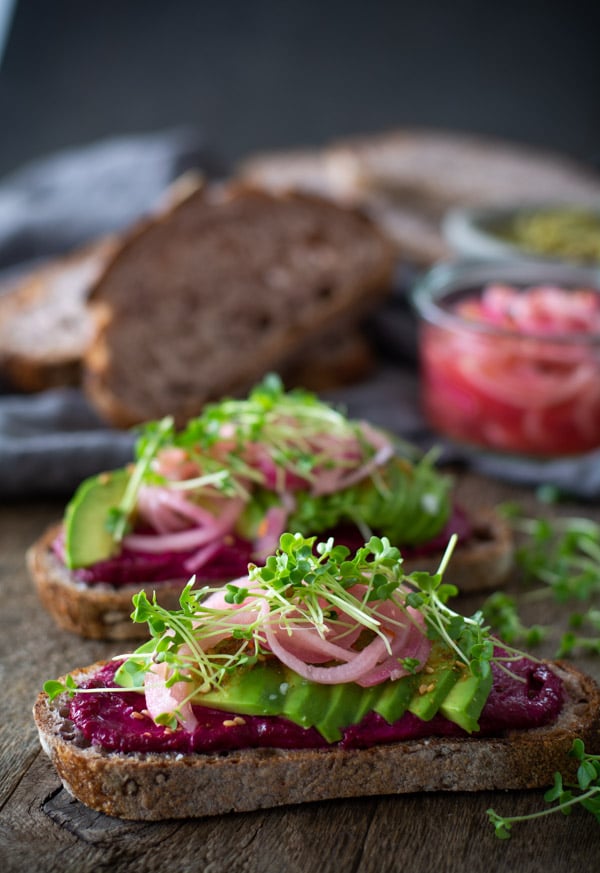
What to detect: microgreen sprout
<box><xmin>481</xmin><ymin>504</ymin><xmax>600</xmax><ymax>657</ymax></box>
<box><xmin>151</xmin><ymin>535</ymin><xmax>497</xmax><ymax>698</ymax></box>
<box><xmin>487</xmin><ymin>739</ymin><xmax>600</xmax><ymax>838</ymax></box>
<box><xmin>45</xmin><ymin>532</ymin><xmax>503</xmax><ymax>717</ymax></box>
<box><xmin>107</xmin><ymin>415</ymin><xmax>174</xmax><ymax>542</ymax></box>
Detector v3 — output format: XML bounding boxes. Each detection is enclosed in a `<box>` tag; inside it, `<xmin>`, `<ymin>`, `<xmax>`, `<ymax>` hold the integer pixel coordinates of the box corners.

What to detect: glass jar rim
<box><xmin>411</xmin><ymin>258</ymin><xmax>600</xmax><ymax>346</ymax></box>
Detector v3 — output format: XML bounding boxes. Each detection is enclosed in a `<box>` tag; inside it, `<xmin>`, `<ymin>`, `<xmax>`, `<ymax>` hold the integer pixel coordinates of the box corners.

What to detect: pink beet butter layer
<box><xmin>70</xmin><ymin>656</ymin><xmax>563</xmax><ymax>755</ymax></box>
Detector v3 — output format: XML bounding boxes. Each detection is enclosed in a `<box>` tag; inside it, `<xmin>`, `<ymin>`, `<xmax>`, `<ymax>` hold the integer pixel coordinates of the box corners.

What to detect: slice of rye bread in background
<box><xmin>0</xmin><ymin>174</ymin><xmax>205</xmax><ymax>392</ymax></box>
<box><xmin>325</xmin><ymin>128</ymin><xmax>600</xmax><ymax>212</ymax></box>
<box><xmin>0</xmin><ymin>238</ymin><xmax>117</xmax><ymax>391</ymax></box>
<box><xmin>33</xmin><ymin>659</ymin><xmax>600</xmax><ymax>819</ymax></box>
<box><xmin>0</xmin><ymin>251</ymin><xmax>374</xmax><ymax>396</ymax></box>
<box><xmin>238</xmin><ymin>128</ymin><xmax>600</xmax><ymax>265</ymax></box>
<box><xmin>0</xmin><ymin>171</ymin><xmax>375</xmax><ymax>397</ymax></box>
<box><xmin>27</xmin><ymin>509</ymin><xmax>513</xmax><ymax>640</ymax></box>
<box><xmin>82</xmin><ymin>184</ymin><xmax>396</xmax><ymax>428</ymax></box>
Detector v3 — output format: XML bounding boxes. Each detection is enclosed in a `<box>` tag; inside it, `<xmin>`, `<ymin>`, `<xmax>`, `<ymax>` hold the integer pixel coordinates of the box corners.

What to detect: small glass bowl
<box><xmin>412</xmin><ymin>260</ymin><xmax>600</xmax><ymax>459</ymax></box>
<box><xmin>443</xmin><ymin>204</ymin><xmax>600</xmax><ymax>266</ymax></box>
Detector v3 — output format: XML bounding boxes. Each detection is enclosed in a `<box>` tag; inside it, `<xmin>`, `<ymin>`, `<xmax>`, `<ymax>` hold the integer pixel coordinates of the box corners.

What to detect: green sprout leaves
<box><xmin>481</xmin><ymin>504</ymin><xmax>600</xmax><ymax>658</ymax></box>
<box><xmin>487</xmin><ymin>740</ymin><xmax>600</xmax><ymax>838</ymax></box>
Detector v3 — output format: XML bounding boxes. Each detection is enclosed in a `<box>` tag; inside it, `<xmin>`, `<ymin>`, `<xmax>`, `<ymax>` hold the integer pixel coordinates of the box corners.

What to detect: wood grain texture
<box><xmin>1</xmin><ymin>475</ymin><xmax>600</xmax><ymax>872</ymax></box>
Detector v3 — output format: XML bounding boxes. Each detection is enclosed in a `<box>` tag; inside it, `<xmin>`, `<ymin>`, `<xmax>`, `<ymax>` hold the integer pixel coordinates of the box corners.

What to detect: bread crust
<box><xmin>0</xmin><ymin>238</ymin><xmax>117</xmax><ymax>391</ymax></box>
<box><xmin>27</xmin><ymin>524</ymin><xmax>188</xmax><ymax>640</ymax></box>
<box><xmin>28</xmin><ymin>512</ymin><xmax>513</xmax><ymax>640</ymax></box>
<box><xmin>402</xmin><ymin>509</ymin><xmax>513</xmax><ymax>594</ymax></box>
<box><xmin>33</xmin><ymin>660</ymin><xmax>600</xmax><ymax>820</ymax></box>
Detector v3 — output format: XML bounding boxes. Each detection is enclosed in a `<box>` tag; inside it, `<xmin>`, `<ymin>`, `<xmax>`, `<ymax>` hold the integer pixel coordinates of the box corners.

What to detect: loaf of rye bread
<box><xmin>82</xmin><ymin>184</ymin><xmax>395</xmax><ymax>427</ymax></box>
<box><xmin>27</xmin><ymin>510</ymin><xmax>512</xmax><ymax>640</ymax></box>
<box><xmin>33</xmin><ymin>659</ymin><xmax>600</xmax><ymax>820</ymax></box>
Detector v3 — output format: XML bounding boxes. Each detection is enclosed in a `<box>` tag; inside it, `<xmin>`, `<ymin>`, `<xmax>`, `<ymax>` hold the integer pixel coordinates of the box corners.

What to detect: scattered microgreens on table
<box><xmin>487</xmin><ymin>739</ymin><xmax>600</xmax><ymax>838</ymax></box>
<box><xmin>481</xmin><ymin>500</ymin><xmax>600</xmax><ymax>658</ymax></box>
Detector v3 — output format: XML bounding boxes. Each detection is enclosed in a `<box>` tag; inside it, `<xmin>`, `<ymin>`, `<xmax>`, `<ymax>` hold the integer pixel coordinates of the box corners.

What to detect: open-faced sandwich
<box><xmin>34</xmin><ymin>532</ymin><xmax>600</xmax><ymax>820</ymax></box>
<box><xmin>28</xmin><ymin>376</ymin><xmax>512</xmax><ymax>640</ymax></box>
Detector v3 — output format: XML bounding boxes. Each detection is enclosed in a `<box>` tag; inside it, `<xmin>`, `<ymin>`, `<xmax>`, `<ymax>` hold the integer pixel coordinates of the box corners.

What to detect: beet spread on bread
<box><xmin>34</xmin><ymin>533</ymin><xmax>600</xmax><ymax>820</ymax></box>
<box><xmin>27</xmin><ymin>376</ymin><xmax>512</xmax><ymax>640</ymax></box>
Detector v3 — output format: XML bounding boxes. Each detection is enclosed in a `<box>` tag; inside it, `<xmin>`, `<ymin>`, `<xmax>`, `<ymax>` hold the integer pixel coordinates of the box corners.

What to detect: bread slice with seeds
<box><xmin>33</xmin><ymin>659</ymin><xmax>600</xmax><ymax>820</ymax></box>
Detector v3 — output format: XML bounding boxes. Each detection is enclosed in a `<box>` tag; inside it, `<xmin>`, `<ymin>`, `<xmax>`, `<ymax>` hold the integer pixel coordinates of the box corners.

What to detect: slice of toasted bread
<box><xmin>27</xmin><ymin>510</ymin><xmax>513</xmax><ymax>640</ymax></box>
<box><xmin>0</xmin><ymin>239</ymin><xmax>117</xmax><ymax>391</ymax></box>
<box><xmin>33</xmin><ymin>660</ymin><xmax>600</xmax><ymax>820</ymax></box>
<box><xmin>82</xmin><ymin>184</ymin><xmax>395</xmax><ymax>428</ymax></box>
<box><xmin>27</xmin><ymin>523</ymin><xmax>193</xmax><ymax>640</ymax></box>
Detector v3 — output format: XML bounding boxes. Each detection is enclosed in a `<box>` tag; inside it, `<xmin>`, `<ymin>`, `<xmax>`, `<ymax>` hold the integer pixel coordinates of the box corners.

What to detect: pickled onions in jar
<box><xmin>419</xmin><ymin>283</ymin><xmax>600</xmax><ymax>457</ymax></box>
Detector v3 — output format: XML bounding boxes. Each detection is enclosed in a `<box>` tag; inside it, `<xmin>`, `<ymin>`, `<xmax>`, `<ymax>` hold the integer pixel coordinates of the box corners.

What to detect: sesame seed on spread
<box><xmin>419</xmin><ymin>682</ymin><xmax>436</xmax><ymax>695</ymax></box>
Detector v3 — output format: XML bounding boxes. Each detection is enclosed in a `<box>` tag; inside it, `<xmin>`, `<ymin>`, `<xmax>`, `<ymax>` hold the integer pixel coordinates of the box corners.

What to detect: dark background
<box><xmin>0</xmin><ymin>0</ymin><xmax>599</xmax><ymax>179</ymax></box>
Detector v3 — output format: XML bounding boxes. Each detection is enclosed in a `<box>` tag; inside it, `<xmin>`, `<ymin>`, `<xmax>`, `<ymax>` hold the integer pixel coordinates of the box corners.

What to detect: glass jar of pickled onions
<box><xmin>412</xmin><ymin>261</ymin><xmax>600</xmax><ymax>458</ymax></box>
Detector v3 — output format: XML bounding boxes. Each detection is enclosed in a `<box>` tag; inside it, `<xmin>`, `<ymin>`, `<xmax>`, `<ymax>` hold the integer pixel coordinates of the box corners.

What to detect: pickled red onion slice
<box><xmin>261</xmin><ymin>602</ymin><xmax>387</xmax><ymax>685</ymax></box>
<box><xmin>357</xmin><ymin>608</ymin><xmax>430</xmax><ymax>687</ymax></box>
<box><xmin>137</xmin><ymin>486</ymin><xmax>217</xmax><ymax>533</ymax></box>
<box><xmin>123</xmin><ymin>498</ymin><xmax>244</xmax><ymax>553</ymax></box>
<box><xmin>269</xmin><ymin>625</ymin><xmax>358</xmax><ymax>665</ymax></box>
<box><xmin>183</xmin><ymin>540</ymin><xmax>223</xmax><ymax>573</ymax></box>
<box><xmin>312</xmin><ymin>422</ymin><xmax>395</xmax><ymax>496</ymax></box>
<box><xmin>144</xmin><ymin>661</ymin><xmax>198</xmax><ymax>733</ymax></box>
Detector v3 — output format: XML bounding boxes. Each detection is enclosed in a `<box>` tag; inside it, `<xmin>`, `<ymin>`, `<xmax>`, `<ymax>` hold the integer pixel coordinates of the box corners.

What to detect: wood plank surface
<box><xmin>1</xmin><ymin>472</ymin><xmax>600</xmax><ymax>873</ymax></box>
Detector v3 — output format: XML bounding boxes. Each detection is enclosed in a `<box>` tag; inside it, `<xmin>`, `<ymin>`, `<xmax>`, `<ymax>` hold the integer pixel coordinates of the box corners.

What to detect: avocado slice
<box><xmin>192</xmin><ymin>659</ymin><xmax>429</xmax><ymax>742</ymax></box>
<box><xmin>198</xmin><ymin>660</ymin><xmax>291</xmax><ymax>717</ymax></box>
<box><xmin>373</xmin><ymin>672</ymin><xmax>419</xmax><ymax>724</ymax></box>
<box><xmin>188</xmin><ymin>648</ymin><xmax>493</xmax><ymax>740</ymax></box>
<box><xmin>407</xmin><ymin>645</ymin><xmax>461</xmax><ymax>722</ymax></box>
<box><xmin>439</xmin><ymin>667</ymin><xmax>493</xmax><ymax>733</ymax></box>
<box><xmin>63</xmin><ymin>468</ymin><xmax>129</xmax><ymax>569</ymax></box>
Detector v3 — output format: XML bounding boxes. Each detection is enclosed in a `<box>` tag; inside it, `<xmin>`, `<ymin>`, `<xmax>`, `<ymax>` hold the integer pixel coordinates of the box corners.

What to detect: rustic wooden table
<box><xmin>1</xmin><ymin>472</ymin><xmax>600</xmax><ymax>873</ymax></box>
